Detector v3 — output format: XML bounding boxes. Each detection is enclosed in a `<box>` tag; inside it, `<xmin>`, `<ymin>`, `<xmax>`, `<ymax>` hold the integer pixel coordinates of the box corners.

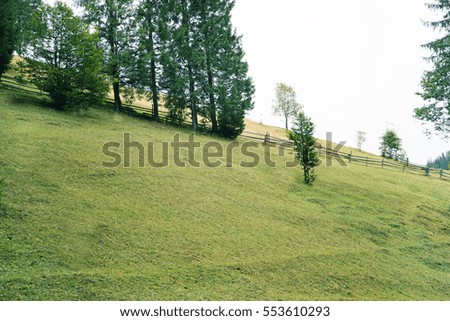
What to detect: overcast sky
<box><xmin>231</xmin><ymin>0</ymin><xmax>449</xmax><ymax>164</ymax></box>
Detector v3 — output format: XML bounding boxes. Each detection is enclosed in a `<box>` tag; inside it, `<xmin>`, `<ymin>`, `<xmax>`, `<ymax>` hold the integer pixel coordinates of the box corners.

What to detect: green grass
<box><xmin>0</xmin><ymin>88</ymin><xmax>449</xmax><ymax>300</ymax></box>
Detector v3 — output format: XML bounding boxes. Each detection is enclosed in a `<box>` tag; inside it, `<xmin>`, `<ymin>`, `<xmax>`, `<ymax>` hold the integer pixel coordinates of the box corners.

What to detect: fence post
<box><xmin>365</xmin><ymin>157</ymin><xmax>368</xmax><ymax>166</ymax></box>
<box><xmin>440</xmin><ymin>169</ymin><xmax>443</xmax><ymax>179</ymax></box>
<box><xmin>381</xmin><ymin>158</ymin><xmax>384</xmax><ymax>168</ymax></box>
<box><xmin>424</xmin><ymin>167</ymin><xmax>430</xmax><ymax>176</ymax></box>
<box><xmin>264</xmin><ymin>132</ymin><xmax>270</xmax><ymax>144</ymax></box>
<box><xmin>403</xmin><ymin>162</ymin><xmax>406</xmax><ymax>172</ymax></box>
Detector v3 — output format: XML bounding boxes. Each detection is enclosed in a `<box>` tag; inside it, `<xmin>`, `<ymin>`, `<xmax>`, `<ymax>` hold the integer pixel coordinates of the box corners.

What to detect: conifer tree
<box><xmin>415</xmin><ymin>0</ymin><xmax>450</xmax><ymax>138</ymax></box>
<box><xmin>289</xmin><ymin>112</ymin><xmax>319</xmax><ymax>184</ymax></box>
<box><xmin>192</xmin><ymin>0</ymin><xmax>253</xmax><ymax>138</ymax></box>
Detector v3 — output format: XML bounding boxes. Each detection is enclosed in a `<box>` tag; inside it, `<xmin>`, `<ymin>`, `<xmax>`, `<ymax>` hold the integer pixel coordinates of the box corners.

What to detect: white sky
<box><xmin>48</xmin><ymin>0</ymin><xmax>449</xmax><ymax>164</ymax></box>
<box><xmin>232</xmin><ymin>0</ymin><xmax>449</xmax><ymax>164</ymax></box>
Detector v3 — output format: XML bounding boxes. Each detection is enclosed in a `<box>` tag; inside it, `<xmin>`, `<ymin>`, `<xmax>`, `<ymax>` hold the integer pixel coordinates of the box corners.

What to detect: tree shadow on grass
<box><xmin>4</xmin><ymin>87</ymin><xmax>51</xmax><ymax>109</ymax></box>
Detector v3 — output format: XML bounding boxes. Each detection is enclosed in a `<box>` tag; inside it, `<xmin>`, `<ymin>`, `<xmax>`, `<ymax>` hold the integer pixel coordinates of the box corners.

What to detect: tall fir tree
<box><xmin>215</xmin><ymin>25</ymin><xmax>254</xmax><ymax>138</ymax></box>
<box><xmin>196</xmin><ymin>0</ymin><xmax>232</xmax><ymax>133</ymax></box>
<box><xmin>119</xmin><ymin>0</ymin><xmax>253</xmax><ymax>137</ymax></box>
<box><xmin>76</xmin><ymin>0</ymin><xmax>134</xmax><ymax>112</ymax></box>
<box><xmin>195</xmin><ymin>0</ymin><xmax>254</xmax><ymax>137</ymax></box>
<box><xmin>427</xmin><ymin>151</ymin><xmax>450</xmax><ymax>170</ymax></box>
<box><xmin>415</xmin><ymin>0</ymin><xmax>450</xmax><ymax>138</ymax></box>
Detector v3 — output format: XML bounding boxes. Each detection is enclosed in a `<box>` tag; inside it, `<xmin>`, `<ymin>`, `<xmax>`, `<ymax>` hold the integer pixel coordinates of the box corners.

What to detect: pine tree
<box><xmin>197</xmin><ymin>0</ymin><xmax>254</xmax><ymax>138</ymax></box>
<box><xmin>196</xmin><ymin>0</ymin><xmax>231</xmax><ymax>133</ymax></box>
<box><xmin>415</xmin><ymin>0</ymin><xmax>450</xmax><ymax>138</ymax></box>
<box><xmin>217</xmin><ymin>29</ymin><xmax>254</xmax><ymax>138</ymax></box>
<box><xmin>427</xmin><ymin>151</ymin><xmax>450</xmax><ymax>170</ymax></box>
<box><xmin>288</xmin><ymin>112</ymin><xmax>319</xmax><ymax>184</ymax></box>
<box><xmin>194</xmin><ymin>0</ymin><xmax>253</xmax><ymax>137</ymax></box>
<box><xmin>150</xmin><ymin>0</ymin><xmax>253</xmax><ymax>136</ymax></box>
<box><xmin>76</xmin><ymin>0</ymin><xmax>134</xmax><ymax>112</ymax></box>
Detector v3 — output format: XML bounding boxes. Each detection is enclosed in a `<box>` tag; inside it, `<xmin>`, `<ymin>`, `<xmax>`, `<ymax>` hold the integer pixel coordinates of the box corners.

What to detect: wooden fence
<box><xmin>239</xmin><ymin>131</ymin><xmax>450</xmax><ymax>181</ymax></box>
<box><xmin>2</xmin><ymin>75</ymin><xmax>448</xmax><ymax>181</ymax></box>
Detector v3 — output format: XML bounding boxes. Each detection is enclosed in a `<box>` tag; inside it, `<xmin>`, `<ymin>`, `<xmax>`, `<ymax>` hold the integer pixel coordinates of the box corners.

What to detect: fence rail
<box><xmin>238</xmin><ymin>130</ymin><xmax>450</xmax><ymax>181</ymax></box>
<box><xmin>2</xmin><ymin>75</ymin><xmax>448</xmax><ymax>181</ymax></box>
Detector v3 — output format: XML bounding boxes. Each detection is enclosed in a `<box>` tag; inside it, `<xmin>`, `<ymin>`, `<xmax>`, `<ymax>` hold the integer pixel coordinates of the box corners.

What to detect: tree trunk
<box><xmin>181</xmin><ymin>0</ymin><xmax>197</xmax><ymax>131</ymax></box>
<box><xmin>285</xmin><ymin>116</ymin><xmax>288</xmax><ymax>130</ymax></box>
<box><xmin>107</xmin><ymin>4</ymin><xmax>121</xmax><ymax>112</ymax></box>
<box><xmin>188</xmin><ymin>64</ymin><xmax>197</xmax><ymax>131</ymax></box>
<box><xmin>112</xmin><ymin>80</ymin><xmax>122</xmax><ymax>112</ymax></box>
<box><xmin>200</xmin><ymin>4</ymin><xmax>218</xmax><ymax>133</ymax></box>
<box><xmin>150</xmin><ymin>58</ymin><xmax>159</xmax><ymax>121</ymax></box>
<box><xmin>207</xmin><ymin>58</ymin><xmax>218</xmax><ymax>133</ymax></box>
<box><xmin>146</xmin><ymin>8</ymin><xmax>159</xmax><ymax>122</ymax></box>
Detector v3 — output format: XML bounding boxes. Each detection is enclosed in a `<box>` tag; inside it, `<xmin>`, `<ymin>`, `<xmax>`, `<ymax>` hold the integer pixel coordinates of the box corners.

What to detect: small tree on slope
<box><xmin>273</xmin><ymin>83</ymin><xmax>302</xmax><ymax>130</ymax></box>
<box><xmin>289</xmin><ymin>112</ymin><xmax>319</xmax><ymax>184</ymax></box>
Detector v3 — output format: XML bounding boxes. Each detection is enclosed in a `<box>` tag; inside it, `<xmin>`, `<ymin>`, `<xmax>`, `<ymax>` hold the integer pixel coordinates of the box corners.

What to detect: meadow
<box><xmin>0</xmin><ymin>87</ymin><xmax>449</xmax><ymax>300</ymax></box>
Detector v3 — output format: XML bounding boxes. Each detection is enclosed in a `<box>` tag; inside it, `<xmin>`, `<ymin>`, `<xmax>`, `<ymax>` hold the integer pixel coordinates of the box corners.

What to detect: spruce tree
<box><xmin>196</xmin><ymin>0</ymin><xmax>234</xmax><ymax>133</ymax></box>
<box><xmin>192</xmin><ymin>0</ymin><xmax>254</xmax><ymax>138</ymax></box>
<box><xmin>215</xmin><ymin>26</ymin><xmax>254</xmax><ymax>138</ymax></box>
<box><xmin>415</xmin><ymin>0</ymin><xmax>450</xmax><ymax>137</ymax></box>
<box><xmin>289</xmin><ymin>112</ymin><xmax>319</xmax><ymax>184</ymax></box>
<box><xmin>153</xmin><ymin>0</ymin><xmax>254</xmax><ymax>136</ymax></box>
<box><xmin>427</xmin><ymin>151</ymin><xmax>450</xmax><ymax>170</ymax></box>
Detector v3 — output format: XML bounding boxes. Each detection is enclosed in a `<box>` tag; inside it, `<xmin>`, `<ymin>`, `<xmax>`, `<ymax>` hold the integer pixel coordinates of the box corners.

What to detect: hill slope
<box><xmin>0</xmin><ymin>89</ymin><xmax>449</xmax><ymax>300</ymax></box>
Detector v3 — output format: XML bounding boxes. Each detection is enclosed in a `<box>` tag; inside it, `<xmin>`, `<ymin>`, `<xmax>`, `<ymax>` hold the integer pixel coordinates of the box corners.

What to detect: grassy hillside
<box><xmin>0</xmin><ymin>88</ymin><xmax>449</xmax><ymax>300</ymax></box>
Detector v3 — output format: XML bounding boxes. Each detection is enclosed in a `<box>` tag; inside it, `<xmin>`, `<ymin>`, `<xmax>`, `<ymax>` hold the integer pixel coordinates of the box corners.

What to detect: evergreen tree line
<box><xmin>1</xmin><ymin>0</ymin><xmax>254</xmax><ymax>139</ymax></box>
<box><xmin>427</xmin><ymin>151</ymin><xmax>450</xmax><ymax>170</ymax></box>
